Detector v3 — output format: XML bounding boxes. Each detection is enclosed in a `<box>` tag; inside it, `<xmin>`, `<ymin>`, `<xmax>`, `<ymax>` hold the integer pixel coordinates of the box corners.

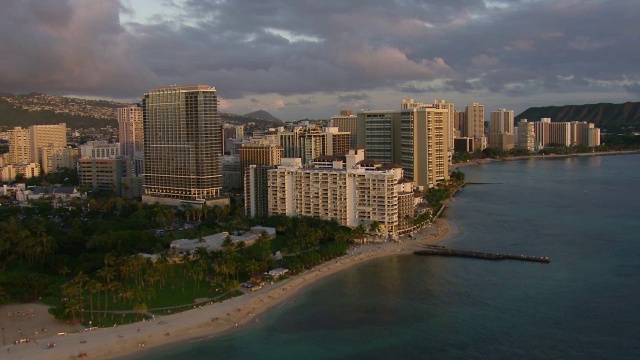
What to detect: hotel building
<box><xmin>357</xmin><ymin>107</ymin><xmax>450</xmax><ymax>189</ymax></box>
<box><xmin>267</xmin><ymin>149</ymin><xmax>415</xmax><ymax>234</ymax></box>
<box><xmin>489</xmin><ymin>109</ymin><xmax>515</xmax><ymax>150</ymax></box>
<box><xmin>526</xmin><ymin>118</ymin><xmax>601</xmax><ymax>149</ymax></box>
<box><xmin>142</xmin><ymin>85</ymin><xmax>225</xmax><ymax>207</ymax></box>
<box><xmin>330</xmin><ymin>110</ymin><xmax>358</xmax><ymax>147</ymax></box>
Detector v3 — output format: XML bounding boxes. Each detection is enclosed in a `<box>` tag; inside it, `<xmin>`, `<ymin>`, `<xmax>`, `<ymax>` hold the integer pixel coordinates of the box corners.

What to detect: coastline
<box><xmin>1</xmin><ymin>218</ymin><xmax>453</xmax><ymax>360</ymax></box>
<box><xmin>450</xmin><ymin>149</ymin><xmax>640</xmax><ymax>169</ymax></box>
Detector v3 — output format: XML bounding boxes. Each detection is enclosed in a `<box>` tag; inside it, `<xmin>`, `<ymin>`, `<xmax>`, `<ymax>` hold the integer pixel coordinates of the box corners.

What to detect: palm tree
<box><xmin>87</xmin><ymin>279</ymin><xmax>97</xmax><ymax>320</ymax></box>
<box><xmin>74</xmin><ymin>271</ymin><xmax>89</xmax><ymax>317</ymax></box>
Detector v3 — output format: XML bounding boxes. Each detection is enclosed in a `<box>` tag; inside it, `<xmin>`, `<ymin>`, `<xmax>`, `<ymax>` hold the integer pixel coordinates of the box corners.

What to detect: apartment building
<box><xmin>357</xmin><ymin>107</ymin><xmax>450</xmax><ymax>189</ymax></box>
<box><xmin>267</xmin><ymin>149</ymin><xmax>415</xmax><ymax>234</ymax></box>
<box><xmin>30</xmin><ymin>123</ymin><xmax>67</xmax><ymax>165</ymax></box>
<box><xmin>8</xmin><ymin>127</ymin><xmax>31</xmax><ymax>165</ymax></box>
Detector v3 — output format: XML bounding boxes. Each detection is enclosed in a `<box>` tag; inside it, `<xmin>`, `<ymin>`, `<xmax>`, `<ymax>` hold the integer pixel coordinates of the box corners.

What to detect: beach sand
<box><xmin>0</xmin><ymin>219</ymin><xmax>452</xmax><ymax>360</ymax></box>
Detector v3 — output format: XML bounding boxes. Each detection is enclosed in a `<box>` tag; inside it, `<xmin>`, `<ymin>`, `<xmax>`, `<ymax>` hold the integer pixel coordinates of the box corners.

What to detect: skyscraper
<box><xmin>142</xmin><ymin>85</ymin><xmax>224</xmax><ymax>207</ymax></box>
<box><xmin>465</xmin><ymin>103</ymin><xmax>486</xmax><ymax>150</ymax></box>
<box><xmin>118</xmin><ymin>104</ymin><xmax>144</xmax><ymax>158</ymax></box>
<box><xmin>357</xmin><ymin>107</ymin><xmax>449</xmax><ymax>189</ymax></box>
<box><xmin>489</xmin><ymin>108</ymin><xmax>515</xmax><ymax>150</ymax></box>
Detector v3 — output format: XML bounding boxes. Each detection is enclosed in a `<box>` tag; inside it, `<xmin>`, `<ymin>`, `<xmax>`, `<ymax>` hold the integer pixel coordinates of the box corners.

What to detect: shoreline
<box><xmin>450</xmin><ymin>149</ymin><xmax>640</xmax><ymax>169</ymax></box>
<box><xmin>1</xmin><ymin>219</ymin><xmax>453</xmax><ymax>360</ymax></box>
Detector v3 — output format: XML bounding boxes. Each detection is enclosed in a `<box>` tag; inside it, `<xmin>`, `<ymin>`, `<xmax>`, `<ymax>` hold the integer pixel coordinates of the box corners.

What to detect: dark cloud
<box><xmin>337</xmin><ymin>93</ymin><xmax>371</xmax><ymax>103</ymax></box>
<box><xmin>0</xmin><ymin>0</ymin><xmax>638</xmax><ymax>117</ymax></box>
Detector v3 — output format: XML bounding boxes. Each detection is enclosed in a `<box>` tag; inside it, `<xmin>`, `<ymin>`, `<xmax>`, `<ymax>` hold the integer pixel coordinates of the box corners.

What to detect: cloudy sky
<box><xmin>1</xmin><ymin>0</ymin><xmax>638</xmax><ymax>120</ymax></box>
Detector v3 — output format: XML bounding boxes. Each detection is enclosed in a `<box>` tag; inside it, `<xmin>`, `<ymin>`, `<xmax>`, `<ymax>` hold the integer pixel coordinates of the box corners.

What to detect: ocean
<box><xmin>139</xmin><ymin>154</ymin><xmax>640</xmax><ymax>360</ymax></box>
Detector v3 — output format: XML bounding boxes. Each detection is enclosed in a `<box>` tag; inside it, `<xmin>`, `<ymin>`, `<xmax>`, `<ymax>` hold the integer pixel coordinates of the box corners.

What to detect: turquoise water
<box><xmin>138</xmin><ymin>154</ymin><xmax>640</xmax><ymax>359</ymax></box>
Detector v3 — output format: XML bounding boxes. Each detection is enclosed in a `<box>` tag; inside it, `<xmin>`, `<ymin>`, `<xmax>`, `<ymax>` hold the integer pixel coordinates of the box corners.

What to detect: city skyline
<box><xmin>0</xmin><ymin>1</ymin><xmax>638</xmax><ymax>120</ymax></box>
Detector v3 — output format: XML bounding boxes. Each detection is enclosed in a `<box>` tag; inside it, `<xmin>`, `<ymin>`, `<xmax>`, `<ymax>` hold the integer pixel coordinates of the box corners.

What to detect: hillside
<box><xmin>221</xmin><ymin>112</ymin><xmax>281</xmax><ymax>128</ymax></box>
<box><xmin>0</xmin><ymin>92</ymin><xmax>282</xmax><ymax>130</ymax></box>
<box><xmin>0</xmin><ymin>97</ymin><xmax>118</xmax><ymax>129</ymax></box>
<box><xmin>243</xmin><ymin>110</ymin><xmax>282</xmax><ymax>123</ymax></box>
<box><xmin>516</xmin><ymin>102</ymin><xmax>640</xmax><ymax>133</ymax></box>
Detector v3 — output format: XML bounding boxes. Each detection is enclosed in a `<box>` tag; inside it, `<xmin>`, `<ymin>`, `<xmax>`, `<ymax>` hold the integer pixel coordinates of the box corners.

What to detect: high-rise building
<box><xmin>142</xmin><ymin>85</ymin><xmax>224</xmax><ymax>207</ymax></box>
<box><xmin>273</xmin><ymin>124</ymin><xmax>350</xmax><ymax>164</ymax></box>
<box><xmin>399</xmin><ymin>108</ymin><xmax>449</xmax><ymax>188</ymax></box>
<box><xmin>454</xmin><ymin>110</ymin><xmax>467</xmax><ymax>138</ymax></box>
<box><xmin>30</xmin><ymin>123</ymin><xmax>66</xmax><ymax>166</ymax></box>
<box><xmin>222</xmin><ymin>155</ymin><xmax>242</xmax><ymax>190</ymax></box>
<box><xmin>330</xmin><ymin>110</ymin><xmax>358</xmax><ymax>147</ymax></box>
<box><xmin>402</xmin><ymin>99</ymin><xmax>455</xmax><ymax>165</ymax></box>
<box><xmin>490</xmin><ymin>109</ymin><xmax>515</xmax><ymax>134</ymax></box>
<box><xmin>244</xmin><ymin>164</ymin><xmax>277</xmax><ymax>218</ymax></box>
<box><xmin>118</xmin><ymin>104</ymin><xmax>144</xmax><ymax>158</ymax></box>
<box><xmin>357</xmin><ymin>107</ymin><xmax>449</xmax><ymax>189</ymax></box>
<box><xmin>516</xmin><ymin>120</ymin><xmax>535</xmax><ymax>151</ymax></box>
<box><xmin>525</xmin><ymin>118</ymin><xmax>601</xmax><ymax>150</ymax></box>
<box><xmin>489</xmin><ymin>109</ymin><xmax>515</xmax><ymax>150</ymax></box>
<box><xmin>223</xmin><ymin>124</ymin><xmax>245</xmax><ymax>141</ymax></box>
<box><xmin>239</xmin><ymin>139</ymin><xmax>283</xmax><ymax>178</ymax></box>
<box><xmin>8</xmin><ymin>127</ymin><xmax>31</xmax><ymax>165</ymax></box>
<box><xmin>356</xmin><ymin>110</ymin><xmax>399</xmax><ymax>164</ymax></box>
<box><xmin>464</xmin><ymin>103</ymin><xmax>485</xmax><ymax>150</ymax></box>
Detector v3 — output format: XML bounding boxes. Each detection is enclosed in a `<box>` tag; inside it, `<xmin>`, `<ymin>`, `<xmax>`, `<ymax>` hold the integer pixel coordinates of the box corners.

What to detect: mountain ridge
<box><xmin>0</xmin><ymin>92</ymin><xmax>282</xmax><ymax>129</ymax></box>
<box><xmin>243</xmin><ymin>110</ymin><xmax>282</xmax><ymax>123</ymax></box>
<box><xmin>516</xmin><ymin>101</ymin><xmax>640</xmax><ymax>132</ymax></box>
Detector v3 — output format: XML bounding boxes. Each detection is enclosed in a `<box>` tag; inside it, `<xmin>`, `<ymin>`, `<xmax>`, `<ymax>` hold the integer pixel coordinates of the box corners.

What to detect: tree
<box><xmin>133</xmin><ymin>302</ymin><xmax>148</xmax><ymax>319</ymax></box>
<box><xmin>73</xmin><ymin>271</ymin><xmax>89</xmax><ymax>320</ymax></box>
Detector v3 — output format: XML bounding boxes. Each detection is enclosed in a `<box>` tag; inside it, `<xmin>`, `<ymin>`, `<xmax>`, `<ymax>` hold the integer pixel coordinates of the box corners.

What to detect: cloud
<box><xmin>0</xmin><ymin>0</ymin><xmax>638</xmax><ymax>119</ymax></box>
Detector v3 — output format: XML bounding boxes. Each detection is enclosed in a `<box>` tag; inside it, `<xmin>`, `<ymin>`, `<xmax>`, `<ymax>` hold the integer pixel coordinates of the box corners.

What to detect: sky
<box><xmin>0</xmin><ymin>0</ymin><xmax>638</xmax><ymax>121</ymax></box>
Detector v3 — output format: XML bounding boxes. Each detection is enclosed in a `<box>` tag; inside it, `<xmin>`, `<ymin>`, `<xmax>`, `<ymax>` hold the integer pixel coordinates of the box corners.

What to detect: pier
<box><xmin>414</xmin><ymin>246</ymin><xmax>550</xmax><ymax>263</ymax></box>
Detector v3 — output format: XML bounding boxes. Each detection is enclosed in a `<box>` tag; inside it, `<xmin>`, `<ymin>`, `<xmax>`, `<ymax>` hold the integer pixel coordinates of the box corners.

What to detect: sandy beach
<box><xmin>0</xmin><ymin>219</ymin><xmax>453</xmax><ymax>360</ymax></box>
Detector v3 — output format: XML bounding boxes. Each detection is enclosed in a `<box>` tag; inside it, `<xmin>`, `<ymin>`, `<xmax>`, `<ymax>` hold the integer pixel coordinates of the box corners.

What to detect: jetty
<box><xmin>414</xmin><ymin>245</ymin><xmax>550</xmax><ymax>263</ymax></box>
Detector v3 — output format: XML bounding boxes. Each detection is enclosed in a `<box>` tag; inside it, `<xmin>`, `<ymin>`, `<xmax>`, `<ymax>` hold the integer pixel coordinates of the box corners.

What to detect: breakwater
<box><xmin>414</xmin><ymin>245</ymin><xmax>550</xmax><ymax>263</ymax></box>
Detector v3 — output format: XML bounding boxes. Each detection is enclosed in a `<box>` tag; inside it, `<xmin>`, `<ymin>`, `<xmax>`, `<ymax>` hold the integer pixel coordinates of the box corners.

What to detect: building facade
<box><xmin>239</xmin><ymin>139</ymin><xmax>283</xmax><ymax>178</ymax></box>
<box><xmin>244</xmin><ymin>164</ymin><xmax>277</xmax><ymax>218</ymax></box>
<box><xmin>516</xmin><ymin>120</ymin><xmax>536</xmax><ymax>151</ymax></box>
<box><xmin>356</xmin><ymin>110</ymin><xmax>399</xmax><ymax>164</ymax></box>
<box><xmin>118</xmin><ymin>104</ymin><xmax>144</xmax><ymax>158</ymax></box>
<box><xmin>357</xmin><ymin>107</ymin><xmax>449</xmax><ymax>189</ymax></box>
<box><xmin>267</xmin><ymin>149</ymin><xmax>415</xmax><ymax>234</ymax></box>
<box><xmin>78</xmin><ymin>158</ymin><xmax>125</xmax><ymax>195</ymax></box>
<box><xmin>8</xmin><ymin>127</ymin><xmax>31</xmax><ymax>165</ymax></box>
<box><xmin>41</xmin><ymin>147</ymin><xmax>80</xmax><ymax>173</ymax></box>
<box><xmin>80</xmin><ymin>141</ymin><xmax>121</xmax><ymax>159</ymax></box>
<box><xmin>402</xmin><ymin>99</ymin><xmax>455</xmax><ymax>165</ymax></box>
<box><xmin>142</xmin><ymin>85</ymin><xmax>224</xmax><ymax>206</ymax></box>
<box><xmin>330</xmin><ymin>110</ymin><xmax>358</xmax><ymax>147</ymax></box>
<box><xmin>30</xmin><ymin>123</ymin><xmax>67</xmax><ymax>166</ymax></box>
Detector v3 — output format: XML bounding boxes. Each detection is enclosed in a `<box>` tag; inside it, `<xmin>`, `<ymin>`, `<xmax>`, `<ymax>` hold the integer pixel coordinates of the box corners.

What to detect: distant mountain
<box><xmin>243</xmin><ymin>110</ymin><xmax>282</xmax><ymax>123</ymax></box>
<box><xmin>516</xmin><ymin>102</ymin><xmax>640</xmax><ymax>133</ymax></box>
<box><xmin>0</xmin><ymin>96</ymin><xmax>119</xmax><ymax>129</ymax></box>
<box><xmin>220</xmin><ymin>113</ymin><xmax>281</xmax><ymax>128</ymax></box>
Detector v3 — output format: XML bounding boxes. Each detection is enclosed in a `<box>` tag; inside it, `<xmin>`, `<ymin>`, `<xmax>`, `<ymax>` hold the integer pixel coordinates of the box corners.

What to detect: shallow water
<box><xmin>138</xmin><ymin>154</ymin><xmax>640</xmax><ymax>360</ymax></box>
